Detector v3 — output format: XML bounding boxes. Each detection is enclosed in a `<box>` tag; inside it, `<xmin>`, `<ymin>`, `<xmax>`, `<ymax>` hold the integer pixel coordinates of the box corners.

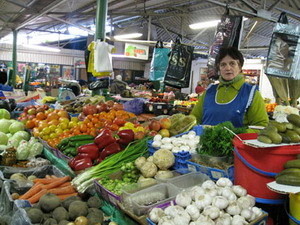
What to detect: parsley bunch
<box><xmin>198</xmin><ymin>121</ymin><xmax>246</xmax><ymax>157</ymax></box>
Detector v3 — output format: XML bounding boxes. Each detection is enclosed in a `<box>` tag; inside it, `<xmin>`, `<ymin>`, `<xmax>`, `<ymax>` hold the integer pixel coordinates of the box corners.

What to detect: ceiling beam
<box><xmin>268</xmin><ymin>0</ymin><xmax>281</xmax><ymax>11</ymax></box>
<box><xmin>206</xmin><ymin>0</ymin><xmax>277</xmax><ymax>22</ymax></box>
<box><xmin>239</xmin><ymin>0</ymin><xmax>258</xmax><ymax>12</ymax></box>
<box><xmin>16</xmin><ymin>0</ymin><xmax>70</xmax><ymax>30</ymax></box>
<box><xmin>47</xmin><ymin>15</ymin><xmax>94</xmax><ymax>34</ymax></box>
<box><xmin>3</xmin><ymin>0</ymin><xmax>30</xmax><ymax>9</ymax></box>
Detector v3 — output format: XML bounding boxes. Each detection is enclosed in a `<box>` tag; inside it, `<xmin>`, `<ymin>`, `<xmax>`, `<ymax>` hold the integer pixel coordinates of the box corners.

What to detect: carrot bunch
<box><xmin>19</xmin><ymin>176</ymin><xmax>77</xmax><ymax>204</ymax></box>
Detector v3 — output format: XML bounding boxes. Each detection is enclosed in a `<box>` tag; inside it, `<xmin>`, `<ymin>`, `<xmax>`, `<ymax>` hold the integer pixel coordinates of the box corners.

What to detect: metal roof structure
<box><xmin>0</xmin><ymin>0</ymin><xmax>300</xmax><ymax>57</ymax></box>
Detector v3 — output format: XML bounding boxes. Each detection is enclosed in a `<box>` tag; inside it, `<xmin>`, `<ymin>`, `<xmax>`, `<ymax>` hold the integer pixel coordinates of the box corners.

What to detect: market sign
<box><xmin>124</xmin><ymin>43</ymin><xmax>149</xmax><ymax>60</ymax></box>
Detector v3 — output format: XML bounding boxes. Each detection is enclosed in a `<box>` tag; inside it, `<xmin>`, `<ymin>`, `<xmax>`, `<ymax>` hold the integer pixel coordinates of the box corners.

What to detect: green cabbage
<box><xmin>13</xmin><ymin>131</ymin><xmax>30</xmax><ymax>141</ymax></box>
<box><xmin>0</xmin><ymin>132</ymin><xmax>8</xmax><ymax>145</ymax></box>
<box><xmin>8</xmin><ymin>136</ymin><xmax>23</xmax><ymax>148</ymax></box>
<box><xmin>0</xmin><ymin>109</ymin><xmax>10</xmax><ymax>119</ymax></box>
<box><xmin>0</xmin><ymin>119</ymin><xmax>13</xmax><ymax>133</ymax></box>
<box><xmin>16</xmin><ymin>140</ymin><xmax>29</xmax><ymax>160</ymax></box>
<box><xmin>9</xmin><ymin>121</ymin><xmax>25</xmax><ymax>134</ymax></box>
<box><xmin>28</xmin><ymin>142</ymin><xmax>43</xmax><ymax>158</ymax></box>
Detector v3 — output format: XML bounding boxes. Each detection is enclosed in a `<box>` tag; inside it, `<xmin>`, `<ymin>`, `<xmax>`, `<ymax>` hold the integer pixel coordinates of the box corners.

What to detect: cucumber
<box><xmin>276</xmin><ymin>174</ymin><xmax>300</xmax><ymax>186</ymax></box>
<box><xmin>284</xmin><ymin>159</ymin><xmax>300</xmax><ymax>169</ymax></box>
<box><xmin>287</xmin><ymin>114</ymin><xmax>300</xmax><ymax>127</ymax></box>
<box><xmin>269</xmin><ymin>121</ymin><xmax>286</xmax><ymax>132</ymax></box>
<box><xmin>69</xmin><ymin>135</ymin><xmax>94</xmax><ymax>142</ymax></box>
<box><xmin>278</xmin><ymin>132</ymin><xmax>291</xmax><ymax>143</ymax></box>
<box><xmin>276</xmin><ymin>168</ymin><xmax>300</xmax><ymax>177</ymax></box>
<box><xmin>257</xmin><ymin>135</ymin><xmax>272</xmax><ymax>144</ymax></box>
<box><xmin>297</xmin><ymin>154</ymin><xmax>300</xmax><ymax>159</ymax></box>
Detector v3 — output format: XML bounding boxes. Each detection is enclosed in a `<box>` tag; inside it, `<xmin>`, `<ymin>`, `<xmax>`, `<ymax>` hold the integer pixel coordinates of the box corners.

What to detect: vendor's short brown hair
<box><xmin>215</xmin><ymin>47</ymin><xmax>244</xmax><ymax>69</ymax></box>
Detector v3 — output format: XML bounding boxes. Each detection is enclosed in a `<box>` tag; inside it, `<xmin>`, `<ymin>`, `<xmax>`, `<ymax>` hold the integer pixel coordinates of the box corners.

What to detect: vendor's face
<box><xmin>219</xmin><ymin>55</ymin><xmax>242</xmax><ymax>81</ymax></box>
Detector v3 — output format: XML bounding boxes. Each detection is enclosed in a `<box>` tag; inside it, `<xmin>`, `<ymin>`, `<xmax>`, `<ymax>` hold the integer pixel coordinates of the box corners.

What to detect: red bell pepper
<box><xmin>99</xmin><ymin>142</ymin><xmax>122</xmax><ymax>160</ymax></box>
<box><xmin>94</xmin><ymin>128</ymin><xmax>116</xmax><ymax>149</ymax></box>
<box><xmin>117</xmin><ymin>129</ymin><xmax>135</xmax><ymax>145</ymax></box>
<box><xmin>77</xmin><ymin>143</ymin><xmax>99</xmax><ymax>160</ymax></box>
<box><xmin>72</xmin><ymin>157</ymin><xmax>93</xmax><ymax>171</ymax></box>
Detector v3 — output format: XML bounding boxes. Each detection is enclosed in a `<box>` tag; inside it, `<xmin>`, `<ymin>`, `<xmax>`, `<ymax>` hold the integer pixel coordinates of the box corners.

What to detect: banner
<box><xmin>124</xmin><ymin>43</ymin><xmax>149</xmax><ymax>60</ymax></box>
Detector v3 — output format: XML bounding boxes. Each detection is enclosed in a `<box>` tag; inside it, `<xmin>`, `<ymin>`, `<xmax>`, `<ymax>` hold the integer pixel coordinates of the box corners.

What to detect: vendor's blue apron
<box><xmin>202</xmin><ymin>83</ymin><xmax>257</xmax><ymax>127</ymax></box>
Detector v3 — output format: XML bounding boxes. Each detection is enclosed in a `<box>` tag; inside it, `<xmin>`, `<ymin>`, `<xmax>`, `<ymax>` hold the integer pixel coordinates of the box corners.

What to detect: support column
<box><xmin>11</xmin><ymin>29</ymin><xmax>17</xmax><ymax>87</ymax></box>
<box><xmin>95</xmin><ymin>0</ymin><xmax>108</xmax><ymax>40</ymax></box>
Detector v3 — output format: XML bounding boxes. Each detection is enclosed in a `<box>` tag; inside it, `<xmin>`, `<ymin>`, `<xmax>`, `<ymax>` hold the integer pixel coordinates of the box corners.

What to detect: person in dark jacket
<box><xmin>110</xmin><ymin>75</ymin><xmax>129</xmax><ymax>95</ymax></box>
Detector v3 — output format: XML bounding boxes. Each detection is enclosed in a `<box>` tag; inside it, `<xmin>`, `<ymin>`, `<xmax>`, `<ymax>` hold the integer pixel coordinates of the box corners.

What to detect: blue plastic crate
<box><xmin>148</xmin><ymin>125</ymin><xmax>203</xmax><ymax>172</ymax></box>
<box><xmin>186</xmin><ymin>160</ymin><xmax>234</xmax><ymax>182</ymax></box>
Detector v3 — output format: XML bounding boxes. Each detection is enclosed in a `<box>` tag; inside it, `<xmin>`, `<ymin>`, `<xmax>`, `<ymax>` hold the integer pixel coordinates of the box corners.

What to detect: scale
<box><xmin>58</xmin><ymin>78</ymin><xmax>81</xmax><ymax>102</ymax></box>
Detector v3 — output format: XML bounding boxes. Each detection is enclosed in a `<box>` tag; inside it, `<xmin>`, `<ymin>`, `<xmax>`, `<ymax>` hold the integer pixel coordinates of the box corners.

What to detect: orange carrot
<box><xmin>33</xmin><ymin>177</ymin><xmax>68</xmax><ymax>184</ymax></box>
<box><xmin>59</xmin><ymin>182</ymin><xmax>71</xmax><ymax>187</ymax></box>
<box><xmin>48</xmin><ymin>185</ymin><xmax>76</xmax><ymax>195</ymax></box>
<box><xmin>43</xmin><ymin>176</ymin><xmax>70</xmax><ymax>189</ymax></box>
<box><xmin>56</xmin><ymin>192</ymin><xmax>78</xmax><ymax>200</ymax></box>
<box><xmin>19</xmin><ymin>183</ymin><xmax>43</xmax><ymax>200</ymax></box>
<box><xmin>27</xmin><ymin>189</ymin><xmax>48</xmax><ymax>204</ymax></box>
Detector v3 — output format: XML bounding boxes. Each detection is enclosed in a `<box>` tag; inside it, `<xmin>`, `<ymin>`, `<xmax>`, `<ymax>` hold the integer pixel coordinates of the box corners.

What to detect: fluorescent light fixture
<box><xmin>114</xmin><ymin>33</ymin><xmax>143</xmax><ymax>40</ymax></box>
<box><xmin>189</xmin><ymin>20</ymin><xmax>220</xmax><ymax>29</ymax></box>
<box><xmin>189</xmin><ymin>17</ymin><xmax>248</xmax><ymax>30</ymax></box>
<box><xmin>23</xmin><ymin>44</ymin><xmax>61</xmax><ymax>52</ymax></box>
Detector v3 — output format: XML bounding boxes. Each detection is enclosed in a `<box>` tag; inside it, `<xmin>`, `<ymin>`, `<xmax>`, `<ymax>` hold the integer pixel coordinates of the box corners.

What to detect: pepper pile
<box><xmin>56</xmin><ymin>135</ymin><xmax>95</xmax><ymax>157</ymax></box>
<box><xmin>68</xmin><ymin>128</ymin><xmax>135</xmax><ymax>171</ymax></box>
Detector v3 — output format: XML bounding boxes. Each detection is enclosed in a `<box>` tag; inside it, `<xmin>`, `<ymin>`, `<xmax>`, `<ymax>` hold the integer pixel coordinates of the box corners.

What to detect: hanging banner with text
<box><xmin>124</xmin><ymin>43</ymin><xmax>149</xmax><ymax>60</ymax></box>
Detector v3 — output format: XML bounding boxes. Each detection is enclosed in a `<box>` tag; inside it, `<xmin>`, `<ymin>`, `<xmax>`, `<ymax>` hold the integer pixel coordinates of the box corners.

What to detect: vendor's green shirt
<box><xmin>191</xmin><ymin>76</ymin><xmax>269</xmax><ymax>132</ymax></box>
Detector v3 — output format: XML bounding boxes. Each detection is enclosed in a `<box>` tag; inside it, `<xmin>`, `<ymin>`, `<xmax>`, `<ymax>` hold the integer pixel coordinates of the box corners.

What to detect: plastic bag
<box><xmin>150</xmin><ymin>41</ymin><xmax>170</xmax><ymax>81</ymax></box>
<box><xmin>0</xmin><ymin>181</ymin><xmax>14</xmax><ymax>224</ymax></box>
<box><xmin>265</xmin><ymin>13</ymin><xmax>300</xmax><ymax>79</ymax></box>
<box><xmin>123</xmin><ymin>98</ymin><xmax>145</xmax><ymax>115</ymax></box>
<box><xmin>169</xmin><ymin>114</ymin><xmax>197</xmax><ymax>136</ymax></box>
<box><xmin>207</xmin><ymin>15</ymin><xmax>243</xmax><ymax>79</ymax></box>
<box><xmin>88</xmin><ymin>78</ymin><xmax>110</xmax><ymax>90</ymax></box>
<box><xmin>164</xmin><ymin>38</ymin><xmax>194</xmax><ymax>88</ymax></box>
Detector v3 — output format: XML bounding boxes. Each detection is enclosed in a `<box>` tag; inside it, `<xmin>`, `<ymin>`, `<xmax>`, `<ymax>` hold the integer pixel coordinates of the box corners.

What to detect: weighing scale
<box><xmin>58</xmin><ymin>78</ymin><xmax>81</xmax><ymax>102</ymax></box>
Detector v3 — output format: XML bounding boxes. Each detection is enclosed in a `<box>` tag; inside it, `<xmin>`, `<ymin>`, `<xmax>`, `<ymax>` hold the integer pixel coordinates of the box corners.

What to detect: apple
<box><xmin>83</xmin><ymin>104</ymin><xmax>98</xmax><ymax>115</ymax></box>
<box><xmin>148</xmin><ymin>130</ymin><xmax>158</xmax><ymax>136</ymax></box>
<box><xmin>134</xmin><ymin>131</ymin><xmax>145</xmax><ymax>140</ymax></box>
<box><xmin>149</xmin><ymin>120</ymin><xmax>161</xmax><ymax>132</ymax></box>
<box><xmin>159</xmin><ymin>118</ymin><xmax>171</xmax><ymax>129</ymax></box>
<box><xmin>27</xmin><ymin>108</ymin><xmax>37</xmax><ymax>115</ymax></box>
<box><xmin>159</xmin><ymin>129</ymin><xmax>170</xmax><ymax>137</ymax></box>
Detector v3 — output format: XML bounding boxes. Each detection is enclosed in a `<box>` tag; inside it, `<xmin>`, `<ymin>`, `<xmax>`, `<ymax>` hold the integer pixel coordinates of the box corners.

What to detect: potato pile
<box><xmin>25</xmin><ymin>193</ymin><xmax>103</xmax><ymax>225</ymax></box>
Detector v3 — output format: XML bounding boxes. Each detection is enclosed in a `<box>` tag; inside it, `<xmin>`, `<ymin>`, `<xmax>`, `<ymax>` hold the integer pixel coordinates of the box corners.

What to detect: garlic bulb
<box><xmin>212</xmin><ymin>196</ymin><xmax>229</xmax><ymax>210</ymax></box>
<box><xmin>175</xmin><ymin>191</ymin><xmax>192</xmax><ymax>207</ymax></box>
<box><xmin>206</xmin><ymin>188</ymin><xmax>218</xmax><ymax>197</ymax></box>
<box><xmin>164</xmin><ymin>205</ymin><xmax>185</xmax><ymax>217</ymax></box>
<box><xmin>215</xmin><ymin>213</ymin><xmax>232</xmax><ymax>225</ymax></box>
<box><xmin>251</xmin><ymin>206</ymin><xmax>263</xmax><ymax>218</ymax></box>
<box><xmin>195</xmin><ymin>194</ymin><xmax>212</xmax><ymax>210</ymax></box>
<box><xmin>190</xmin><ymin>186</ymin><xmax>205</xmax><ymax>200</ymax></box>
<box><xmin>232</xmin><ymin>185</ymin><xmax>247</xmax><ymax>197</ymax></box>
<box><xmin>202</xmin><ymin>180</ymin><xmax>216</xmax><ymax>190</ymax></box>
<box><xmin>241</xmin><ymin>208</ymin><xmax>253</xmax><ymax>221</ymax></box>
<box><xmin>202</xmin><ymin>205</ymin><xmax>220</xmax><ymax>220</ymax></box>
<box><xmin>226</xmin><ymin>202</ymin><xmax>242</xmax><ymax>216</ymax></box>
<box><xmin>173</xmin><ymin>211</ymin><xmax>191</xmax><ymax>225</ymax></box>
<box><xmin>216</xmin><ymin>177</ymin><xmax>233</xmax><ymax>187</ymax></box>
<box><xmin>185</xmin><ymin>204</ymin><xmax>200</xmax><ymax>221</ymax></box>
<box><xmin>237</xmin><ymin>195</ymin><xmax>255</xmax><ymax>209</ymax></box>
<box><xmin>149</xmin><ymin>208</ymin><xmax>165</xmax><ymax>223</ymax></box>
<box><xmin>158</xmin><ymin>216</ymin><xmax>175</xmax><ymax>225</ymax></box>
<box><xmin>221</xmin><ymin>187</ymin><xmax>234</xmax><ymax>199</ymax></box>
<box><xmin>231</xmin><ymin>215</ymin><xmax>248</xmax><ymax>225</ymax></box>
<box><xmin>195</xmin><ymin>215</ymin><xmax>215</xmax><ymax>225</ymax></box>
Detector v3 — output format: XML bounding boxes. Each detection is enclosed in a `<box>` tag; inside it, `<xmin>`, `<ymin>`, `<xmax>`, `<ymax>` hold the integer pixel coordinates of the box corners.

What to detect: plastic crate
<box><xmin>122</xmin><ymin>183</ymin><xmax>180</xmax><ymax>216</ymax></box>
<box><xmin>186</xmin><ymin>160</ymin><xmax>234</xmax><ymax>182</ymax></box>
<box><xmin>155</xmin><ymin>171</ymin><xmax>210</xmax><ymax>190</ymax></box>
<box><xmin>93</xmin><ymin>179</ymin><xmax>122</xmax><ymax>207</ymax></box>
<box><xmin>148</xmin><ymin>125</ymin><xmax>203</xmax><ymax>171</ymax></box>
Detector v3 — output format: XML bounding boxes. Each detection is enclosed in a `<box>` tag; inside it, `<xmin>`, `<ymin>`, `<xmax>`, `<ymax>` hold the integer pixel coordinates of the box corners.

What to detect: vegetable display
<box><xmin>149</xmin><ymin>178</ymin><xmax>264</xmax><ymax>225</ymax></box>
<box><xmin>199</xmin><ymin>121</ymin><xmax>246</xmax><ymax>157</ymax></box>
<box><xmin>72</xmin><ymin>137</ymin><xmax>150</xmax><ymax>193</ymax></box>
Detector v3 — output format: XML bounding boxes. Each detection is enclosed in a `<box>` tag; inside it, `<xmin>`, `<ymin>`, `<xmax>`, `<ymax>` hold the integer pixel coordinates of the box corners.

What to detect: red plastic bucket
<box><xmin>233</xmin><ymin>133</ymin><xmax>300</xmax><ymax>203</ymax></box>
